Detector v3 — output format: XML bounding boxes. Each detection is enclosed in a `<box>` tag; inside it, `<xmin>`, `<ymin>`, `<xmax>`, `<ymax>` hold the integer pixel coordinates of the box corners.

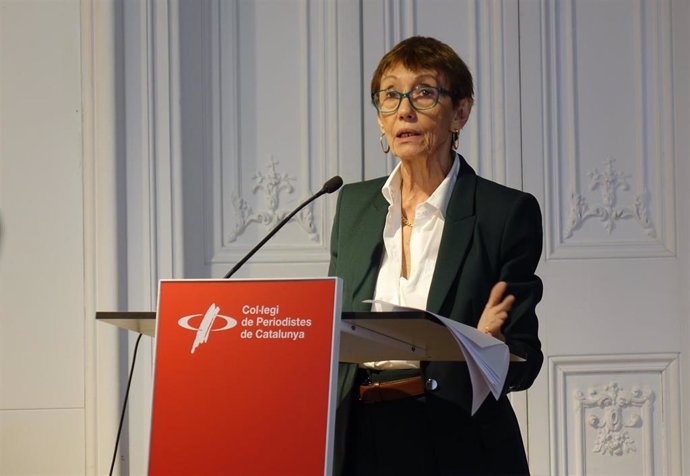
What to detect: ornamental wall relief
<box><xmin>574</xmin><ymin>382</ymin><xmax>654</xmax><ymax>457</ymax></box>
<box><xmin>227</xmin><ymin>159</ymin><xmax>318</xmax><ymax>244</ymax></box>
<box><xmin>565</xmin><ymin>159</ymin><xmax>656</xmax><ymax>239</ymax></box>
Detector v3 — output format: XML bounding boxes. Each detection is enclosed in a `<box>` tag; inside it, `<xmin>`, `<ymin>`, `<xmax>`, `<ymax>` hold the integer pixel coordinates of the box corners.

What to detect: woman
<box><xmin>329</xmin><ymin>36</ymin><xmax>543</xmax><ymax>475</ymax></box>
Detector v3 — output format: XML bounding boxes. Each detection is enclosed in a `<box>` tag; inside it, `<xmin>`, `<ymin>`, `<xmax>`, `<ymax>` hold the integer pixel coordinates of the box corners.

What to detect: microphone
<box><xmin>223</xmin><ymin>176</ymin><xmax>344</xmax><ymax>279</ymax></box>
<box><xmin>320</xmin><ymin>175</ymin><xmax>344</xmax><ymax>194</ymax></box>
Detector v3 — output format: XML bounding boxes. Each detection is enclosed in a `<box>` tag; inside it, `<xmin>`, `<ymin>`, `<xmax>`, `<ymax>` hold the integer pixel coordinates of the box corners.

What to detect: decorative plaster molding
<box><xmin>205</xmin><ymin>0</ymin><xmax>337</xmax><ymax>266</ymax></box>
<box><xmin>543</xmin><ymin>0</ymin><xmax>675</xmax><ymax>259</ymax></box>
<box><xmin>575</xmin><ymin>382</ymin><xmax>654</xmax><ymax>457</ymax></box>
<box><xmin>565</xmin><ymin>159</ymin><xmax>656</xmax><ymax>238</ymax></box>
<box><xmin>227</xmin><ymin>159</ymin><xmax>318</xmax><ymax>244</ymax></box>
<box><xmin>549</xmin><ymin>354</ymin><xmax>681</xmax><ymax>476</ymax></box>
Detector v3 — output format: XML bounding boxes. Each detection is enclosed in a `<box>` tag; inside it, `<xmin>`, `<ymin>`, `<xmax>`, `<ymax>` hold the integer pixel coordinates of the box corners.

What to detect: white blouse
<box><xmin>362</xmin><ymin>153</ymin><xmax>460</xmax><ymax>371</ymax></box>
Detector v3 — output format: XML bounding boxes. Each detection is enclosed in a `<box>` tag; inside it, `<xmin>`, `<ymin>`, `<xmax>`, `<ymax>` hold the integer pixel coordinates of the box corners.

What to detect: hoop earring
<box><xmin>451</xmin><ymin>130</ymin><xmax>460</xmax><ymax>150</ymax></box>
<box><xmin>379</xmin><ymin>133</ymin><xmax>390</xmax><ymax>153</ymax></box>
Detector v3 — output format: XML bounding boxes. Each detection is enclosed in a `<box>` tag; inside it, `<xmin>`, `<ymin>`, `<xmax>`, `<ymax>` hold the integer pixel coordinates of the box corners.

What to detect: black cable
<box><xmin>109</xmin><ymin>333</ymin><xmax>144</xmax><ymax>476</ymax></box>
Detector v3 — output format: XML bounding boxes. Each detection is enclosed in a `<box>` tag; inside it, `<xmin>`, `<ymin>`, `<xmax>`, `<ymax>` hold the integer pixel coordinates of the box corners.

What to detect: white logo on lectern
<box><xmin>177</xmin><ymin>303</ymin><xmax>237</xmax><ymax>353</ymax></box>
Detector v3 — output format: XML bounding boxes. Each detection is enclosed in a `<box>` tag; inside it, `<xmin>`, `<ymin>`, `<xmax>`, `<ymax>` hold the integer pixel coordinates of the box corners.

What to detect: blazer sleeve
<box><xmin>498</xmin><ymin>192</ymin><xmax>544</xmax><ymax>392</ymax></box>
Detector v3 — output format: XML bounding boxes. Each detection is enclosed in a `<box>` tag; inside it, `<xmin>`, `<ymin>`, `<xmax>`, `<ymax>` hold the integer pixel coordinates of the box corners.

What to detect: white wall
<box><xmin>1</xmin><ymin>0</ymin><xmax>129</xmax><ymax>474</ymax></box>
<box><xmin>1</xmin><ymin>0</ymin><xmax>688</xmax><ymax>474</ymax></box>
<box><xmin>0</xmin><ymin>1</ymin><xmax>87</xmax><ymax>473</ymax></box>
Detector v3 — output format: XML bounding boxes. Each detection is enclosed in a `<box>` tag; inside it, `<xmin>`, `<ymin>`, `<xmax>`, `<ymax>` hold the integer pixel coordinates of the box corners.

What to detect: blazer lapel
<box><xmin>346</xmin><ymin>191</ymin><xmax>387</xmax><ymax>311</ymax></box>
<box><xmin>426</xmin><ymin>157</ymin><xmax>478</xmax><ymax>314</ymax></box>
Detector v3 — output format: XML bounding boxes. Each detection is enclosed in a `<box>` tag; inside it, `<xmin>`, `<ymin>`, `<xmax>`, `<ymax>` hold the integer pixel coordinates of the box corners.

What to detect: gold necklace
<box><xmin>401</xmin><ymin>215</ymin><xmax>413</xmax><ymax>227</ymax></box>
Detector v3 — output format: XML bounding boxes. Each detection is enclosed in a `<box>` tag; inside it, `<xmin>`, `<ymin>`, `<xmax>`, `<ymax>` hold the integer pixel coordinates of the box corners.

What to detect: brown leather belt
<box><xmin>359</xmin><ymin>376</ymin><xmax>425</xmax><ymax>403</ymax></box>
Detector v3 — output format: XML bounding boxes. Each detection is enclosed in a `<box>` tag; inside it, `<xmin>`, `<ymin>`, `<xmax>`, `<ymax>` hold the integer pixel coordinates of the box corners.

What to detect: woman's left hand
<box><xmin>477</xmin><ymin>281</ymin><xmax>515</xmax><ymax>342</ymax></box>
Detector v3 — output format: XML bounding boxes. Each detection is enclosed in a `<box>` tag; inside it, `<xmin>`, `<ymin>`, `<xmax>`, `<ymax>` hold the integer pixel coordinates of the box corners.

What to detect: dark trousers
<box><xmin>344</xmin><ymin>395</ymin><xmax>438</xmax><ymax>476</ymax></box>
<box><xmin>342</xmin><ymin>388</ymin><xmax>530</xmax><ymax>476</ymax></box>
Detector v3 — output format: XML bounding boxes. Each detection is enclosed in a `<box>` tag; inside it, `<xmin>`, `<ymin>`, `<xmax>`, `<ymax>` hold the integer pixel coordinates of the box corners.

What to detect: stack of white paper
<box><xmin>367</xmin><ymin>300</ymin><xmax>509</xmax><ymax>415</ymax></box>
<box><xmin>433</xmin><ymin>314</ymin><xmax>508</xmax><ymax>414</ymax></box>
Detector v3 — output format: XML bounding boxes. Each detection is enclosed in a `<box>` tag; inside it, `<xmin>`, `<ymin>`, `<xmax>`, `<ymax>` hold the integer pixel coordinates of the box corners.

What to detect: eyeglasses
<box><xmin>371</xmin><ymin>85</ymin><xmax>456</xmax><ymax>114</ymax></box>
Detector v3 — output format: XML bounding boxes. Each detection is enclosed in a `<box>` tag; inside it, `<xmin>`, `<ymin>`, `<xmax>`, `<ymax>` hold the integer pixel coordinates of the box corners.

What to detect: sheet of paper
<box><xmin>434</xmin><ymin>314</ymin><xmax>509</xmax><ymax>414</ymax></box>
<box><xmin>365</xmin><ymin>300</ymin><xmax>509</xmax><ymax>414</ymax></box>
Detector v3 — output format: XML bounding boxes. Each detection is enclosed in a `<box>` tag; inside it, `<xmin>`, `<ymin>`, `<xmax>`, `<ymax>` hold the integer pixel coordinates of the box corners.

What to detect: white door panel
<box><xmin>520</xmin><ymin>0</ymin><xmax>688</xmax><ymax>474</ymax></box>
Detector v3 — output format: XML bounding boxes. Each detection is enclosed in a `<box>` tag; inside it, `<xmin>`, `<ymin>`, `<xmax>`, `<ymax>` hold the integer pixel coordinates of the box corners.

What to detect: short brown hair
<box><xmin>370</xmin><ymin>36</ymin><xmax>474</xmax><ymax>105</ymax></box>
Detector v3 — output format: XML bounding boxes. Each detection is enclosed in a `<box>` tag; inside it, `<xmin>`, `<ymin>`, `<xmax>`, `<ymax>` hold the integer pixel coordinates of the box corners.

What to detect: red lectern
<box><xmin>148</xmin><ymin>278</ymin><xmax>342</xmax><ymax>476</ymax></box>
<box><xmin>97</xmin><ymin>278</ymin><xmax>514</xmax><ymax>475</ymax></box>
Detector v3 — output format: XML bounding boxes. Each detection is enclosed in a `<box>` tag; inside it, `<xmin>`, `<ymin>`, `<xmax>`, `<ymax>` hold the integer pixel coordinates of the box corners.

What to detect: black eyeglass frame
<box><xmin>371</xmin><ymin>85</ymin><xmax>458</xmax><ymax>114</ymax></box>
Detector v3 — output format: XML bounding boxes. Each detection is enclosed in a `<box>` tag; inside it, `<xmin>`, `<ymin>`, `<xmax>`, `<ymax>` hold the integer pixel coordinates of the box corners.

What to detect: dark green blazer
<box><xmin>329</xmin><ymin>156</ymin><xmax>543</xmax><ymax>474</ymax></box>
